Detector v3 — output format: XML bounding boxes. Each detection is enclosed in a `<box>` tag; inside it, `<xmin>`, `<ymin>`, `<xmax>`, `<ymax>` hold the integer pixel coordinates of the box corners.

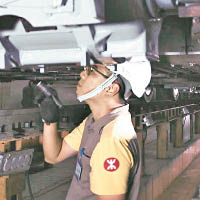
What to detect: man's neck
<box><xmin>88</xmin><ymin>100</ymin><xmax>125</xmax><ymax>121</ymax></box>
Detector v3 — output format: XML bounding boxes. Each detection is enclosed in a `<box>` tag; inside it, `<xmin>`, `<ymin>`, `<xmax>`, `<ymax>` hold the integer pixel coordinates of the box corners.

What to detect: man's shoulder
<box><xmin>101</xmin><ymin>113</ymin><xmax>136</xmax><ymax>141</ymax></box>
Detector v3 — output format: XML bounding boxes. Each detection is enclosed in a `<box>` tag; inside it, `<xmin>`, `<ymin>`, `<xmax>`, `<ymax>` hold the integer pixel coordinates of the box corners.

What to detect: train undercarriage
<box><xmin>0</xmin><ymin>0</ymin><xmax>200</xmax><ymax>199</ymax></box>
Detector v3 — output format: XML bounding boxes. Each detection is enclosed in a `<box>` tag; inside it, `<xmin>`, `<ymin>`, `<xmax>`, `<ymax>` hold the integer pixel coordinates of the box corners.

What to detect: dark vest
<box><xmin>66</xmin><ymin>107</ymin><xmax>141</xmax><ymax>200</ymax></box>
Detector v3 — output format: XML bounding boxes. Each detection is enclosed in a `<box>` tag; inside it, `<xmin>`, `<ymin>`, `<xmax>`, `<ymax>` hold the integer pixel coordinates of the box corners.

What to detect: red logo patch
<box><xmin>104</xmin><ymin>158</ymin><xmax>120</xmax><ymax>172</ymax></box>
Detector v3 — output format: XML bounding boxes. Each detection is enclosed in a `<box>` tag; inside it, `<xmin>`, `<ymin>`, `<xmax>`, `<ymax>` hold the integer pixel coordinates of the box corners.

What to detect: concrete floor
<box><xmin>156</xmin><ymin>154</ymin><xmax>200</xmax><ymax>200</ymax></box>
<box><xmin>23</xmin><ymin>157</ymin><xmax>76</xmax><ymax>200</ymax></box>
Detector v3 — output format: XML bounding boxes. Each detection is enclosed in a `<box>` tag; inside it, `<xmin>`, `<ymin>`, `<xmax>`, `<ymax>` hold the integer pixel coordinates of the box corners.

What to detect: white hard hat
<box><xmin>107</xmin><ymin>57</ymin><xmax>152</xmax><ymax>99</ymax></box>
<box><xmin>77</xmin><ymin>56</ymin><xmax>151</xmax><ymax>102</ymax></box>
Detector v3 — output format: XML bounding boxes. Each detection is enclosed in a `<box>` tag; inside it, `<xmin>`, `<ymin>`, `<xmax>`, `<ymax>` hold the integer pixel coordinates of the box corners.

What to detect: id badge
<box><xmin>75</xmin><ymin>148</ymin><xmax>85</xmax><ymax>181</ymax></box>
<box><xmin>75</xmin><ymin>160</ymin><xmax>82</xmax><ymax>181</ymax></box>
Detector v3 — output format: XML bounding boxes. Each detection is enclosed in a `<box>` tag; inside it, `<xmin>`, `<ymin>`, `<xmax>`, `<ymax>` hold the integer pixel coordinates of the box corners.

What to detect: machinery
<box><xmin>1</xmin><ymin>2</ymin><xmax>200</xmax><ymax>199</ymax></box>
<box><xmin>0</xmin><ymin>0</ymin><xmax>199</xmax><ymax>103</ymax></box>
<box><xmin>0</xmin><ymin>149</ymin><xmax>34</xmax><ymax>176</ymax></box>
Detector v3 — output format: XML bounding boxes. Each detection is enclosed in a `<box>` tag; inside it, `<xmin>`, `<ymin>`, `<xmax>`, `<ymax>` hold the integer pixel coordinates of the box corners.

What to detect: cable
<box><xmin>25</xmin><ymin>171</ymin><xmax>35</xmax><ymax>200</ymax></box>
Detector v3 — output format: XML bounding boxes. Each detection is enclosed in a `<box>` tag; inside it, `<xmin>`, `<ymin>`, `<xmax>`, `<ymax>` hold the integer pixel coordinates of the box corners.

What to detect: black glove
<box><xmin>34</xmin><ymin>86</ymin><xmax>60</xmax><ymax>123</ymax></box>
<box><xmin>39</xmin><ymin>96</ymin><xmax>60</xmax><ymax>123</ymax></box>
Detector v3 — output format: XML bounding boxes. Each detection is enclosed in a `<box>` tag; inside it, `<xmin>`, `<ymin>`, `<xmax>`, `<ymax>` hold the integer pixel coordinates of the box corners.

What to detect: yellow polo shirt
<box><xmin>64</xmin><ymin>111</ymin><xmax>136</xmax><ymax>195</ymax></box>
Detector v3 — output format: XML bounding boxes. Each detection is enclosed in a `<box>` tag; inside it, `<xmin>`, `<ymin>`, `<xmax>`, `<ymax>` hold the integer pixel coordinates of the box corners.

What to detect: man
<box><xmin>38</xmin><ymin>60</ymin><xmax>151</xmax><ymax>200</ymax></box>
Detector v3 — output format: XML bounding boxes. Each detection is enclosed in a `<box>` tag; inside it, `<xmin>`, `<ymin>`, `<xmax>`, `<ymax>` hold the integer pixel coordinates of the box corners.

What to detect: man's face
<box><xmin>76</xmin><ymin>65</ymin><xmax>111</xmax><ymax>98</ymax></box>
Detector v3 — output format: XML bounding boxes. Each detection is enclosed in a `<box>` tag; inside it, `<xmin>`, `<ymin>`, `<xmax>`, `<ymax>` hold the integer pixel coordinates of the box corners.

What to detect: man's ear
<box><xmin>105</xmin><ymin>83</ymin><xmax>120</xmax><ymax>96</ymax></box>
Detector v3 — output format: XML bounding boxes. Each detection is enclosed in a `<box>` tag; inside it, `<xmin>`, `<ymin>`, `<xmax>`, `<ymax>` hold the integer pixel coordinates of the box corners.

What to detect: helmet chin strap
<box><xmin>77</xmin><ymin>73</ymin><xmax>118</xmax><ymax>102</ymax></box>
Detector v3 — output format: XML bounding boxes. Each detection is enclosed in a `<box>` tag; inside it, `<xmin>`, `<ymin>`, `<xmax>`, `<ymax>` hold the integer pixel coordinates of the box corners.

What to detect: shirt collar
<box><xmin>87</xmin><ymin>104</ymin><xmax>129</xmax><ymax>131</ymax></box>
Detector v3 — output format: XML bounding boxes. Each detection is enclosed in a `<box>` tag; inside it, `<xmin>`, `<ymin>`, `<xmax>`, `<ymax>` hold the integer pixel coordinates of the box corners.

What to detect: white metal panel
<box><xmin>0</xmin><ymin>21</ymin><xmax>148</xmax><ymax>68</ymax></box>
<box><xmin>8</xmin><ymin>32</ymin><xmax>78</xmax><ymax>50</ymax></box>
<box><xmin>106</xmin><ymin>30</ymin><xmax>146</xmax><ymax>57</ymax></box>
<box><xmin>0</xmin><ymin>0</ymin><xmax>72</xmax><ymax>9</ymax></box>
<box><xmin>19</xmin><ymin>48</ymin><xmax>86</xmax><ymax>65</ymax></box>
<box><xmin>95</xmin><ymin>22</ymin><xmax>147</xmax><ymax>58</ymax></box>
<box><xmin>0</xmin><ymin>0</ymin><xmax>51</xmax><ymax>8</ymax></box>
<box><xmin>0</xmin><ymin>42</ymin><xmax>6</xmax><ymax>69</ymax></box>
<box><xmin>3</xmin><ymin>30</ymin><xmax>88</xmax><ymax>66</ymax></box>
<box><xmin>0</xmin><ymin>0</ymin><xmax>104</xmax><ymax>26</ymax></box>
